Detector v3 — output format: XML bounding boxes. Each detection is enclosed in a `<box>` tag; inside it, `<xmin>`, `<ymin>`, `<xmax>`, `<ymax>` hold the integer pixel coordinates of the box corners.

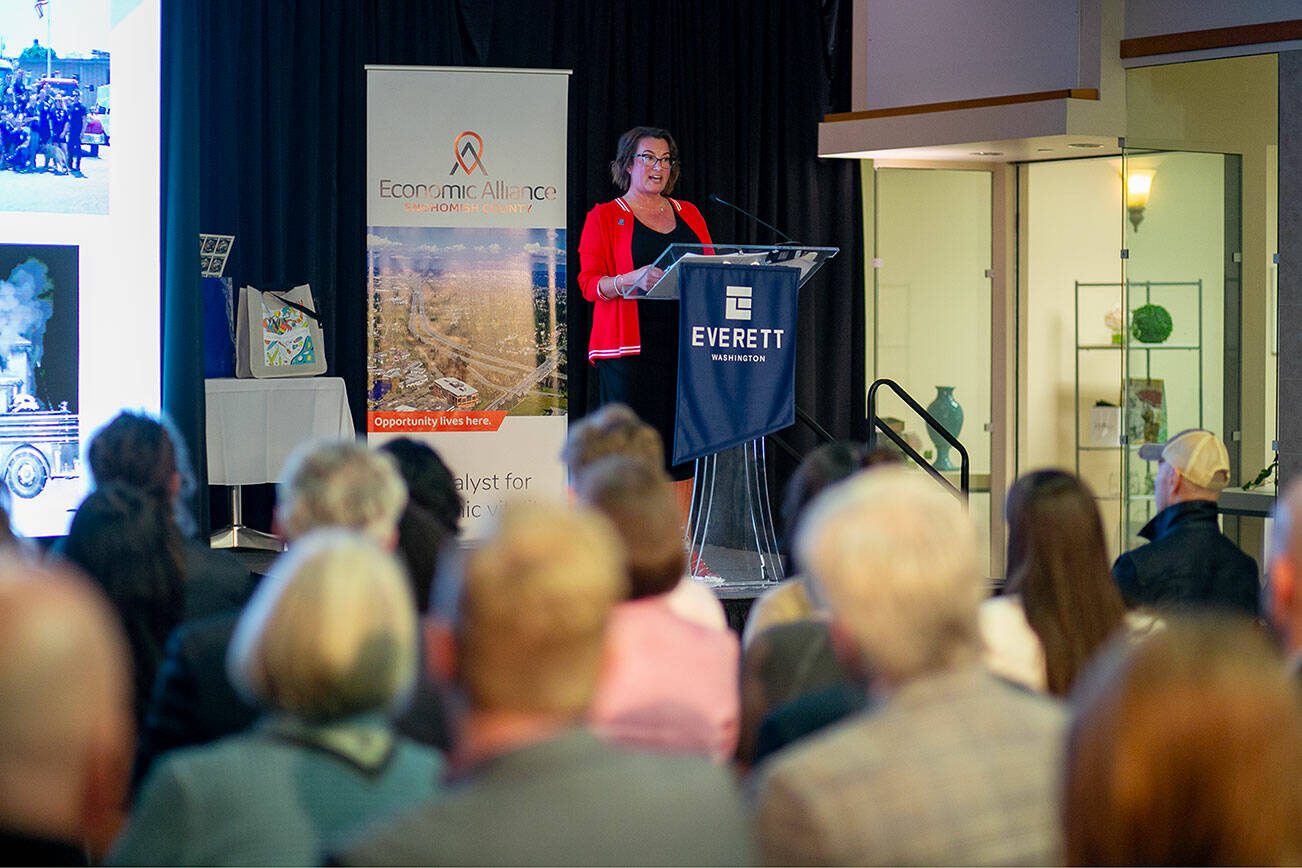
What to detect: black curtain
<box><xmin>560</xmin><ymin>0</ymin><xmax>864</xmax><ymax>489</ymax></box>
<box><xmin>190</xmin><ymin>0</ymin><xmax>862</xmax><ymax>531</ymax></box>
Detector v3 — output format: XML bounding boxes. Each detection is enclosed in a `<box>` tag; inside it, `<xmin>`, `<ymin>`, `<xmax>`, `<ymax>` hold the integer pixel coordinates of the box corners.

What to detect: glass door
<box><xmin>1120</xmin><ymin>148</ymin><xmax>1236</xmax><ymax>548</ymax></box>
<box><xmin>1023</xmin><ymin>156</ymin><xmax>1128</xmax><ymax>557</ymax></box>
<box><xmin>872</xmin><ymin>167</ymin><xmax>993</xmax><ymax>577</ymax></box>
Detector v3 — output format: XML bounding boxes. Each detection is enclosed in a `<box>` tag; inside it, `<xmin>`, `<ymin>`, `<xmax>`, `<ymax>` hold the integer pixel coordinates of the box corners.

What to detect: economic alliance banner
<box><xmin>365</xmin><ymin>66</ymin><xmax>569</xmax><ymax>536</ymax></box>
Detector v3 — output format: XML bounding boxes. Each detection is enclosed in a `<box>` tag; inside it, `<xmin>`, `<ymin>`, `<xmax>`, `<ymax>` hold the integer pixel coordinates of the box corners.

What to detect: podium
<box><xmin>631</xmin><ymin>243</ymin><xmax>838</xmax><ymax>589</ymax></box>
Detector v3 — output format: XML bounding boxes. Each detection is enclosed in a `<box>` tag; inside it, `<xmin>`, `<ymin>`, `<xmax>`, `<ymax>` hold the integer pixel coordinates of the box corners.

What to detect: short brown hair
<box><xmin>1063</xmin><ymin>614</ymin><xmax>1302</xmax><ymax>865</ymax></box>
<box><xmin>609</xmin><ymin>126</ymin><xmax>680</xmax><ymax>194</ymax></box>
<box><xmin>575</xmin><ymin>456</ymin><xmax>685</xmax><ymax>599</ymax></box>
<box><xmin>561</xmin><ymin>403</ymin><xmax>664</xmax><ymax>485</ymax></box>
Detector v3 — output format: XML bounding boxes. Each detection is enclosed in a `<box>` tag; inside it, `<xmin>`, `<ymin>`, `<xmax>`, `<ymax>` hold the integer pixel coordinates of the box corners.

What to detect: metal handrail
<box><xmin>866</xmin><ymin>378</ymin><xmax>969</xmax><ymax>500</ymax></box>
<box><xmin>767</xmin><ymin>404</ymin><xmax>837</xmax><ymax>464</ymax></box>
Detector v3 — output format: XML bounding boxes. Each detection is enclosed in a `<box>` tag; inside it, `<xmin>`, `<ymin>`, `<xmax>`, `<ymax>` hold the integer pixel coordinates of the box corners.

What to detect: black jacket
<box><xmin>1111</xmin><ymin>500</ymin><xmax>1260</xmax><ymax>617</ymax></box>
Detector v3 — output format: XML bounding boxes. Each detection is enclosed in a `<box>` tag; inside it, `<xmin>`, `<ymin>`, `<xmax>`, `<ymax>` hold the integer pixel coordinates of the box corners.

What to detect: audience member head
<box><xmin>276</xmin><ymin>440</ymin><xmax>407</xmax><ymax>546</ymax></box>
<box><xmin>1004</xmin><ymin>469</ymin><xmax>1127</xmax><ymax>695</ymax></box>
<box><xmin>1268</xmin><ymin>477</ymin><xmax>1302</xmax><ymax>659</ymax></box>
<box><xmin>60</xmin><ymin>483</ymin><xmax>185</xmax><ymax>726</ymax></box>
<box><xmin>574</xmin><ymin>455</ymin><xmax>684</xmax><ymax>599</ymax></box>
<box><xmin>1063</xmin><ymin>614</ymin><xmax>1302</xmax><ymax>866</ymax></box>
<box><xmin>449</xmin><ymin>501</ymin><xmax>626</xmax><ymax>717</ymax></box>
<box><xmin>796</xmin><ymin>467</ymin><xmax>982</xmax><ymax>688</ymax></box>
<box><xmin>378</xmin><ymin>439</ymin><xmax>462</xmax><ymax>610</ymax></box>
<box><xmin>228</xmin><ymin>530</ymin><xmax>419</xmax><ymax>722</ymax></box>
<box><xmin>781</xmin><ymin>441</ymin><xmax>866</xmax><ymax>573</ymax></box>
<box><xmin>0</xmin><ymin>564</ymin><xmax>133</xmax><ymax>858</ymax></box>
<box><xmin>87</xmin><ymin>410</ymin><xmax>196</xmax><ymax>534</ymax></box>
<box><xmin>378</xmin><ymin>438</ymin><xmax>462</xmax><ymax>534</ymax></box>
<box><xmin>1138</xmin><ymin>428</ymin><xmax>1230</xmax><ymax>512</ymax></box>
<box><xmin>561</xmin><ymin>403</ymin><xmax>663</xmax><ymax>486</ymax></box>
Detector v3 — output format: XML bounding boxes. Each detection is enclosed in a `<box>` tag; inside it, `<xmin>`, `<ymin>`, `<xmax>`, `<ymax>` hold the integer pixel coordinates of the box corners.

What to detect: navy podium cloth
<box><xmin>673</xmin><ymin>262</ymin><xmax>798</xmax><ymax>465</ymax></box>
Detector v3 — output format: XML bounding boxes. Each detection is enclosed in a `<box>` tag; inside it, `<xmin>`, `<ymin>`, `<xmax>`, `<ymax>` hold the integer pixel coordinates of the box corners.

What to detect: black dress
<box><xmin>595</xmin><ymin>215</ymin><xmax>701</xmax><ymax>480</ymax></box>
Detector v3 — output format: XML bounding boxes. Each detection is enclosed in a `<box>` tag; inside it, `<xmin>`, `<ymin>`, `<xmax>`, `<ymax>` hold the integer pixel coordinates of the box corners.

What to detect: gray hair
<box><xmin>277</xmin><ymin>440</ymin><xmax>407</xmax><ymax>544</ymax></box>
<box><xmin>795</xmin><ymin>466</ymin><xmax>982</xmax><ymax>685</ymax></box>
<box><xmin>227</xmin><ymin>529</ymin><xmax>418</xmax><ymax>720</ymax></box>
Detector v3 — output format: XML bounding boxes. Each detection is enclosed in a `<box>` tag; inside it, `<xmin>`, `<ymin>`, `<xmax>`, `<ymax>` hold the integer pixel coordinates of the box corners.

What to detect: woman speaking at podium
<box><xmin>578</xmin><ymin>126</ymin><xmax>712</xmax><ymax>490</ymax></box>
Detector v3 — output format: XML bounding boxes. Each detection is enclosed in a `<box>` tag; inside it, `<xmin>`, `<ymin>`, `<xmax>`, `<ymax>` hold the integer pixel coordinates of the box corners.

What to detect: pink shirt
<box><xmin>589</xmin><ymin>595</ymin><xmax>740</xmax><ymax>763</ymax></box>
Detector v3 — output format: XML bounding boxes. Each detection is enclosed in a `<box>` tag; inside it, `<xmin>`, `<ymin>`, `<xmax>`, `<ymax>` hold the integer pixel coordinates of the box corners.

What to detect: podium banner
<box><xmin>673</xmin><ymin>262</ymin><xmax>798</xmax><ymax>464</ymax></box>
<box><xmin>365</xmin><ymin>66</ymin><xmax>569</xmax><ymax>537</ymax></box>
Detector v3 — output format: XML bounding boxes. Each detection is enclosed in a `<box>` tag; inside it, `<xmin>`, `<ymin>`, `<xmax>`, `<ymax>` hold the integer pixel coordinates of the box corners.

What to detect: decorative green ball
<box><xmin>1131</xmin><ymin>303</ymin><xmax>1173</xmax><ymax>343</ymax></box>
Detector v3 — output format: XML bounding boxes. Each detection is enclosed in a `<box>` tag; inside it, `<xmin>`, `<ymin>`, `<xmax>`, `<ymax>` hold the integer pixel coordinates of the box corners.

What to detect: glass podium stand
<box><xmin>632</xmin><ymin>243</ymin><xmax>838</xmax><ymax>590</ymax></box>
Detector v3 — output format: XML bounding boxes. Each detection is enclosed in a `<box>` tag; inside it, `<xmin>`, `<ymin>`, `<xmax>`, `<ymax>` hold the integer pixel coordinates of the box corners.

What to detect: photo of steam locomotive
<box><xmin>0</xmin><ymin>246</ymin><xmax>79</xmax><ymax>510</ymax></box>
<box><xmin>0</xmin><ymin>337</ymin><xmax>77</xmax><ymax>498</ymax></box>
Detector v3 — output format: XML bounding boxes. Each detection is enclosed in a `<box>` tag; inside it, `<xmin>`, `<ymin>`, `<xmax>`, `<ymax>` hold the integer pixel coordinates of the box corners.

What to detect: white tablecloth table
<box><xmin>205</xmin><ymin>377</ymin><xmax>354</xmax><ymax>548</ymax></box>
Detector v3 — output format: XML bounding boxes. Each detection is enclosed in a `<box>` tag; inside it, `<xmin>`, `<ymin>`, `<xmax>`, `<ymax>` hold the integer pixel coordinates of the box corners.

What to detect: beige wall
<box><xmin>868</xmin><ymin>166</ymin><xmax>995</xmax><ymax>575</ymax></box>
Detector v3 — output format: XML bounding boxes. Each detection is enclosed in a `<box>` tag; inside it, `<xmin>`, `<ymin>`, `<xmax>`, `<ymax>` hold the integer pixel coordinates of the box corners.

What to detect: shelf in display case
<box><xmin>1077</xmin><ymin>342</ymin><xmax>1200</xmax><ymax>351</ymax></box>
<box><xmin>1074</xmin><ymin>278</ymin><xmax>1204</xmax><ymax>553</ymax></box>
<box><xmin>1077</xmin><ymin>443</ymin><xmax>1162</xmax><ymax>451</ymax></box>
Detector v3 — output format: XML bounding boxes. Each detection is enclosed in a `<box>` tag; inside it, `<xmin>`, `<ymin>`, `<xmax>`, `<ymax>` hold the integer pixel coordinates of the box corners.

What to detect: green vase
<box><xmin>925</xmin><ymin>386</ymin><xmax>964</xmax><ymax>471</ymax></box>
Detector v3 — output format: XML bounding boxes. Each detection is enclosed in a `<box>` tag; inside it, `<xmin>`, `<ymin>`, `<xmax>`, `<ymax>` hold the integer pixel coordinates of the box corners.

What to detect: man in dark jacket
<box><xmin>1112</xmin><ymin>428</ymin><xmax>1259</xmax><ymax>616</ymax></box>
<box><xmin>65</xmin><ymin>96</ymin><xmax>86</xmax><ymax>174</ymax></box>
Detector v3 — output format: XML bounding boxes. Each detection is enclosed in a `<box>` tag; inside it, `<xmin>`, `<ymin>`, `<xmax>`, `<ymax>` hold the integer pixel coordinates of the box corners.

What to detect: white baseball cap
<box><xmin>1137</xmin><ymin>428</ymin><xmax>1230</xmax><ymax>491</ymax></box>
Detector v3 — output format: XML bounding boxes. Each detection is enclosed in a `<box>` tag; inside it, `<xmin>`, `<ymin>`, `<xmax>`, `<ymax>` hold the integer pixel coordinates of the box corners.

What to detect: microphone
<box><xmin>708</xmin><ymin>193</ymin><xmax>797</xmax><ymax>245</ymax></box>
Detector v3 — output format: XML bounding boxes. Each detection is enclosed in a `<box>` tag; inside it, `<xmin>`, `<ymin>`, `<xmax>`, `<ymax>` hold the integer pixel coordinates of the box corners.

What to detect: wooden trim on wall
<box><xmin>824</xmin><ymin>89</ymin><xmax>1099</xmax><ymax>123</ymax></box>
<box><xmin>1120</xmin><ymin>20</ymin><xmax>1302</xmax><ymax>59</ymax></box>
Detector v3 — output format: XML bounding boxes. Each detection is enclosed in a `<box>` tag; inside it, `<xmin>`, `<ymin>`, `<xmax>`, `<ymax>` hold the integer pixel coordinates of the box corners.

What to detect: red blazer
<box><xmin>578</xmin><ymin>197</ymin><xmax>712</xmax><ymax>363</ymax></box>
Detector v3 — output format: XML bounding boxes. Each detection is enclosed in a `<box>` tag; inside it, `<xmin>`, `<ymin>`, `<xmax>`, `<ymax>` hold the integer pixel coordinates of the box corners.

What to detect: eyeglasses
<box><xmin>634</xmin><ymin>152</ymin><xmax>677</xmax><ymax>169</ymax></box>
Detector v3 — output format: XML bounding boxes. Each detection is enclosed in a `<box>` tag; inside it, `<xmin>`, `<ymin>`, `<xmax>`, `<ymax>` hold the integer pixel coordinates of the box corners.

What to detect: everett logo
<box><xmin>450</xmin><ymin>131</ymin><xmax>488</xmax><ymax>176</ymax></box>
<box><xmin>725</xmin><ymin>285</ymin><xmax>753</xmax><ymax>321</ymax></box>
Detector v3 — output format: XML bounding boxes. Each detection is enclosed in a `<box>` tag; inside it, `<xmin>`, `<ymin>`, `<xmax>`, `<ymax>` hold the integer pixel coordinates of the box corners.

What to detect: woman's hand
<box><xmin>625</xmin><ymin>264</ymin><xmax>664</xmax><ymax>293</ymax></box>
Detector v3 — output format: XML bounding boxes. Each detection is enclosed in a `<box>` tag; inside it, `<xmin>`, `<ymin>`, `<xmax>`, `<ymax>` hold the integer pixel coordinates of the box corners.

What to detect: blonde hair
<box><xmin>277</xmin><ymin>440</ymin><xmax>407</xmax><ymax>544</ymax></box>
<box><xmin>228</xmin><ymin>530</ymin><xmax>418</xmax><ymax>720</ymax></box>
<box><xmin>796</xmin><ymin>466</ymin><xmax>982</xmax><ymax>684</ymax></box>
<box><xmin>457</xmin><ymin>501</ymin><xmax>626</xmax><ymax>715</ymax></box>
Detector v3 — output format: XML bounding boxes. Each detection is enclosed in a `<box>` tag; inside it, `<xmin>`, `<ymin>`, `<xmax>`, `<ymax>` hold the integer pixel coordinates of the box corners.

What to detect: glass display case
<box><xmin>1075</xmin><ymin>279</ymin><xmax>1204</xmax><ymax>548</ymax></box>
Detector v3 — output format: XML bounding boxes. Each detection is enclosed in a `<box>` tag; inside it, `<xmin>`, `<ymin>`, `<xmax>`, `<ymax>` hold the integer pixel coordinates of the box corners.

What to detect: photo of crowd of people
<box><xmin>0</xmin><ymin>0</ymin><xmax>113</xmax><ymax>216</ymax></box>
<box><xmin>0</xmin><ymin>67</ymin><xmax>95</xmax><ymax>176</ymax></box>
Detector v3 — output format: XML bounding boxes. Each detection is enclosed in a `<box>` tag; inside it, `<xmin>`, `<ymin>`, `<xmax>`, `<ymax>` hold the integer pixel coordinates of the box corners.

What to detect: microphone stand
<box><xmin>708</xmin><ymin>193</ymin><xmax>798</xmax><ymax>247</ymax></box>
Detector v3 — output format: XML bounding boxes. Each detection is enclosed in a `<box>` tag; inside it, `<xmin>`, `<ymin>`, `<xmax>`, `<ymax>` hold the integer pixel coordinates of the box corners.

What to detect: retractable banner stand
<box><xmin>365</xmin><ymin>67</ymin><xmax>570</xmax><ymax>537</ymax></box>
<box><xmin>673</xmin><ymin>262</ymin><xmax>799</xmax><ymax>465</ymax></box>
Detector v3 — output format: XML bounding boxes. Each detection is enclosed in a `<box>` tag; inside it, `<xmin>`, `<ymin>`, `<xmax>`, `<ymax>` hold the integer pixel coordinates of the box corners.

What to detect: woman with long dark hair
<box><xmin>60</xmin><ymin>483</ymin><xmax>186</xmax><ymax>728</ymax></box>
<box><xmin>982</xmin><ymin>469</ymin><xmax>1128</xmax><ymax>695</ymax></box>
<box><xmin>88</xmin><ymin>411</ymin><xmax>255</xmax><ymax>620</ymax></box>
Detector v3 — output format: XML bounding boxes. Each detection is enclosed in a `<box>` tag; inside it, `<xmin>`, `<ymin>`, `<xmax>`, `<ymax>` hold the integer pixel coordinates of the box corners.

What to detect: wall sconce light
<box><xmin>1126</xmin><ymin>169</ymin><xmax>1155</xmax><ymax>232</ymax></box>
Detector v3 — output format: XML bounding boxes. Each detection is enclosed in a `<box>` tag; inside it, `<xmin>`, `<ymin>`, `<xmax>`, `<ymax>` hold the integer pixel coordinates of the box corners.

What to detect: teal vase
<box><xmin>925</xmin><ymin>386</ymin><xmax>964</xmax><ymax>470</ymax></box>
